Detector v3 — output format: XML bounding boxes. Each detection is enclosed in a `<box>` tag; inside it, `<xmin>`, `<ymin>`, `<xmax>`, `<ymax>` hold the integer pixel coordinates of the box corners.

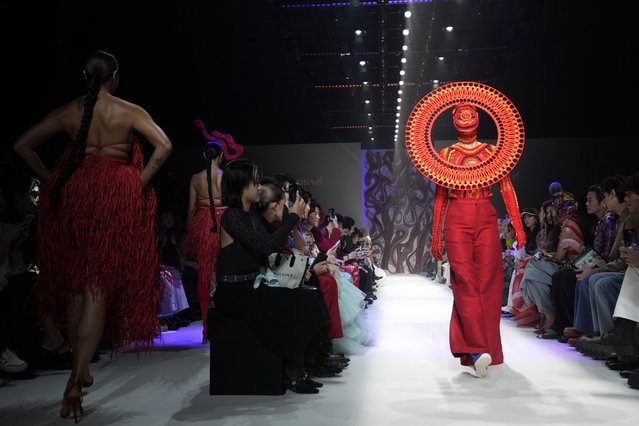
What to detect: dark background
<box><xmin>1</xmin><ymin>0</ymin><xmax>636</xmax><ymax>213</ymax></box>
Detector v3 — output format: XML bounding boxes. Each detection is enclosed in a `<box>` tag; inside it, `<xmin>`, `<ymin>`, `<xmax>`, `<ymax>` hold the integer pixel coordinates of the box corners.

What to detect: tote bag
<box><xmin>267</xmin><ymin>248</ymin><xmax>309</xmax><ymax>289</ymax></box>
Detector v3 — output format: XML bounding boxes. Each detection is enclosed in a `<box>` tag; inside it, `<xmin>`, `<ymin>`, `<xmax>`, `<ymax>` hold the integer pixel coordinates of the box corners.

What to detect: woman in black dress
<box><xmin>213</xmin><ymin>159</ymin><xmax>328</xmax><ymax>393</ymax></box>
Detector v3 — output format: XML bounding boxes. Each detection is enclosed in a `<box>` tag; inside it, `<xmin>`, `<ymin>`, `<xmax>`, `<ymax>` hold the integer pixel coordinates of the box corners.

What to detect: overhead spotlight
<box><xmin>403</xmin><ymin>29</ymin><xmax>409</xmax><ymax>36</ymax></box>
<box><xmin>399</xmin><ymin>80</ymin><xmax>404</xmax><ymax>85</ymax></box>
<box><xmin>371</xmin><ymin>137</ymin><xmax>375</xmax><ymax>141</ymax></box>
<box><xmin>396</xmin><ymin>105</ymin><xmax>401</xmax><ymax>110</ymax></box>
<box><xmin>368</xmin><ymin>126</ymin><xmax>373</xmax><ymax>130</ymax></box>
<box><xmin>396</xmin><ymin>112</ymin><xmax>400</xmax><ymax>117</ymax></box>
<box><xmin>432</xmin><ymin>79</ymin><xmax>439</xmax><ymax>84</ymax></box>
<box><xmin>445</xmin><ymin>26</ymin><xmax>454</xmax><ymax>32</ymax></box>
<box><xmin>363</xmin><ymin>81</ymin><xmax>369</xmax><ymax>86</ymax></box>
<box><xmin>397</xmin><ymin>98</ymin><xmax>402</xmax><ymax>102</ymax></box>
<box><xmin>395</xmin><ymin>119</ymin><xmax>400</xmax><ymax>123</ymax></box>
<box><xmin>401</xmin><ymin>58</ymin><xmax>407</xmax><ymax>63</ymax></box>
<box><xmin>404</xmin><ymin>11</ymin><xmax>412</xmax><ymax>18</ymax></box>
<box><xmin>437</xmin><ymin>56</ymin><xmax>444</xmax><ymax>61</ymax></box>
<box><xmin>398</xmin><ymin>89</ymin><xmax>403</xmax><ymax>94</ymax></box>
<box><xmin>365</xmin><ymin>99</ymin><xmax>371</xmax><ymax>104</ymax></box>
<box><xmin>355</xmin><ymin>29</ymin><xmax>362</xmax><ymax>36</ymax></box>
<box><xmin>367</xmin><ymin>113</ymin><xmax>372</xmax><ymax>116</ymax></box>
<box><xmin>402</xmin><ymin>45</ymin><xmax>408</xmax><ymax>51</ymax></box>
<box><xmin>400</xmin><ymin>70</ymin><xmax>405</xmax><ymax>76</ymax></box>
<box><xmin>359</xmin><ymin>60</ymin><xmax>366</xmax><ymax>66</ymax></box>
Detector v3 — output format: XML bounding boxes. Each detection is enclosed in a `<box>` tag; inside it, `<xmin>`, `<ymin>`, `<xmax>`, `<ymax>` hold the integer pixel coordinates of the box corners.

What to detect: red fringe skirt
<box><xmin>182</xmin><ymin>203</ymin><xmax>225</xmax><ymax>336</ymax></box>
<box><xmin>36</xmin><ymin>143</ymin><xmax>160</xmax><ymax>353</ymax></box>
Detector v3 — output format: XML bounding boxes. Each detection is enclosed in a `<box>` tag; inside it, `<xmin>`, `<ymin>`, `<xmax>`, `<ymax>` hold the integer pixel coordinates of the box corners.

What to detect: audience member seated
<box><xmin>572</xmin><ymin>175</ymin><xmax>637</xmax><ymax>341</ymax></box>
<box><xmin>550</xmin><ymin>184</ymin><xmax>617</xmax><ymax>341</ymax></box>
<box><xmin>257</xmin><ymin>183</ymin><xmax>347</xmax><ymax>377</ymax></box>
<box><xmin>575</xmin><ymin>172</ymin><xmax>639</xmax><ymax>358</ymax></box>
<box><xmin>520</xmin><ymin>185</ymin><xmax>585</xmax><ymax>333</ymax></box>
<box><xmin>212</xmin><ymin>160</ymin><xmax>327</xmax><ymax>393</ymax></box>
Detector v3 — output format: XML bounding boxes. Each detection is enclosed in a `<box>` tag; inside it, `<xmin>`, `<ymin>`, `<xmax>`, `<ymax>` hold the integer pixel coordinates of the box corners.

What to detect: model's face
<box><xmin>625</xmin><ymin>190</ymin><xmax>639</xmax><ymax>214</ymax></box>
<box><xmin>585</xmin><ymin>191</ymin><xmax>604</xmax><ymax>215</ymax></box>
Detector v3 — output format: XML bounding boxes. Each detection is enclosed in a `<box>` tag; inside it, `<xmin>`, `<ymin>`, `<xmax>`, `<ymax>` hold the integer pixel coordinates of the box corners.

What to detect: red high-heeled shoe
<box><xmin>60</xmin><ymin>378</ymin><xmax>83</xmax><ymax>423</ymax></box>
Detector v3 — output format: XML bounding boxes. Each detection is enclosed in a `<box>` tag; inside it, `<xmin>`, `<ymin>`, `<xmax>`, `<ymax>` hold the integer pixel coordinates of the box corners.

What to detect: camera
<box><xmin>328</xmin><ymin>208</ymin><xmax>336</xmax><ymax>220</ymax></box>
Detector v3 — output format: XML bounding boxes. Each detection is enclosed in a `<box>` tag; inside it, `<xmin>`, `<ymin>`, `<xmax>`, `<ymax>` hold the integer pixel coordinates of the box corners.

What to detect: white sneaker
<box><xmin>472</xmin><ymin>353</ymin><xmax>492</xmax><ymax>378</ymax></box>
<box><xmin>0</xmin><ymin>348</ymin><xmax>28</xmax><ymax>373</ymax></box>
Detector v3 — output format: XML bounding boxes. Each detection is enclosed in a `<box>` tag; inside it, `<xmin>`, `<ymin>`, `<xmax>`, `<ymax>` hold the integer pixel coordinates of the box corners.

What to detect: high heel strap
<box><xmin>63</xmin><ymin>378</ymin><xmax>84</xmax><ymax>423</ymax></box>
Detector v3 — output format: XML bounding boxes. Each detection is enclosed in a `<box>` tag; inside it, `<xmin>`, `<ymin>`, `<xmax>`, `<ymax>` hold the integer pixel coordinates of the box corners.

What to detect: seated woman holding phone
<box><xmin>297</xmin><ymin>200</ymin><xmax>373</xmax><ymax>354</ymax></box>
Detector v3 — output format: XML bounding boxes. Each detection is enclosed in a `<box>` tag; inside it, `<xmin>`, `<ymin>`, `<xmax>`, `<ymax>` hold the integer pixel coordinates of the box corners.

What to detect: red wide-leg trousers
<box><xmin>443</xmin><ymin>198</ymin><xmax>504</xmax><ymax>366</ymax></box>
<box><xmin>318</xmin><ymin>274</ymin><xmax>344</xmax><ymax>339</ymax></box>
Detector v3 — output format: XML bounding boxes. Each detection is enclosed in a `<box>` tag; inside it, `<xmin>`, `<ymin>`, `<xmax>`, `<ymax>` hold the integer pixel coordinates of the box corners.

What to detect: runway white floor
<box><xmin>1</xmin><ymin>274</ymin><xmax>637</xmax><ymax>425</ymax></box>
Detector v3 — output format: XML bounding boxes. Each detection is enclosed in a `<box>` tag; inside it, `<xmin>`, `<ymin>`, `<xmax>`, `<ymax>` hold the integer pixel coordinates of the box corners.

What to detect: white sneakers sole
<box><xmin>473</xmin><ymin>353</ymin><xmax>492</xmax><ymax>378</ymax></box>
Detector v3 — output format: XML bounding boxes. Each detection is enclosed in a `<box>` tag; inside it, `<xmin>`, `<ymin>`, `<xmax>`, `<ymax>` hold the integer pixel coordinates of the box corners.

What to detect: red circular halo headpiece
<box><xmin>404</xmin><ymin>81</ymin><xmax>525</xmax><ymax>190</ymax></box>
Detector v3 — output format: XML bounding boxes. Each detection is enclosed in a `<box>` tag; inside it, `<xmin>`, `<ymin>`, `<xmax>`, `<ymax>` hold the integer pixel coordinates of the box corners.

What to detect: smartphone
<box><xmin>623</xmin><ymin>228</ymin><xmax>637</xmax><ymax>248</ymax></box>
<box><xmin>328</xmin><ymin>208</ymin><xmax>336</xmax><ymax>220</ymax></box>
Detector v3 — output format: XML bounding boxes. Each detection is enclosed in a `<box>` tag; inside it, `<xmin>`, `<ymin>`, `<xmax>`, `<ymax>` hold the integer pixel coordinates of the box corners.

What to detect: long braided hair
<box><xmin>50</xmin><ymin>50</ymin><xmax>118</xmax><ymax>210</ymax></box>
<box><xmin>203</xmin><ymin>141</ymin><xmax>223</xmax><ymax>232</ymax></box>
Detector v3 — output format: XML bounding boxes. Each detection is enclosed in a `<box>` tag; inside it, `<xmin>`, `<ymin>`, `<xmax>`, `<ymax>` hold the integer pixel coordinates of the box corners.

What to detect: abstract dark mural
<box><xmin>362</xmin><ymin>149</ymin><xmax>436</xmax><ymax>274</ymax></box>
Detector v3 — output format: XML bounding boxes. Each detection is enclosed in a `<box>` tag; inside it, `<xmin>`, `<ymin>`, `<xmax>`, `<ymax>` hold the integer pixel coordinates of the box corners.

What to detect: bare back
<box><xmin>186</xmin><ymin>168</ymin><xmax>222</xmax><ymax>227</ymax></box>
<box><xmin>57</xmin><ymin>93</ymin><xmax>156</xmax><ymax>158</ymax></box>
<box><xmin>192</xmin><ymin>169</ymin><xmax>223</xmax><ymax>206</ymax></box>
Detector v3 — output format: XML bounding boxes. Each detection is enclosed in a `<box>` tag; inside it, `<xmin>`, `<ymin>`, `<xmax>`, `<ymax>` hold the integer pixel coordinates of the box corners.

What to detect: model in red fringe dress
<box><xmin>14</xmin><ymin>50</ymin><xmax>172</xmax><ymax>422</ymax></box>
<box><xmin>183</xmin><ymin>141</ymin><xmax>226</xmax><ymax>344</ymax></box>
